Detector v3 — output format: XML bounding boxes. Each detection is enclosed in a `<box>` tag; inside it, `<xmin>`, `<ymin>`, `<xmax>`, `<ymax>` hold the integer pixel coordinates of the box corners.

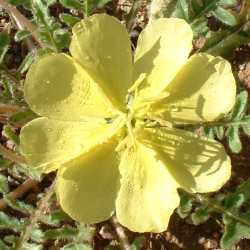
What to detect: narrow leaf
<box><xmin>211</xmin><ymin>7</ymin><xmax>238</xmax><ymax>27</ymax></box>
<box><xmin>227</xmin><ymin>126</ymin><xmax>242</xmax><ymax>153</ymax></box>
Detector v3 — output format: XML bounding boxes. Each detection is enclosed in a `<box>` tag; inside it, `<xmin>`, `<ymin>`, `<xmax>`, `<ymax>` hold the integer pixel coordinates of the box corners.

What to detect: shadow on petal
<box><xmin>149</xmin><ymin>54</ymin><xmax>236</xmax><ymax>124</ymax></box>
<box><xmin>139</xmin><ymin>127</ymin><xmax>230</xmax><ymax>193</ymax></box>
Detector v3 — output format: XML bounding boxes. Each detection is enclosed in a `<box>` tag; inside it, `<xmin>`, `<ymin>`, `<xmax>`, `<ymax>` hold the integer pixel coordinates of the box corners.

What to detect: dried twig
<box><xmin>0</xmin><ymin>0</ymin><xmax>41</xmax><ymax>48</ymax></box>
<box><xmin>111</xmin><ymin>216</ymin><xmax>130</xmax><ymax>250</ymax></box>
<box><xmin>0</xmin><ymin>104</ymin><xmax>22</xmax><ymax>113</ymax></box>
<box><xmin>0</xmin><ymin>143</ymin><xmax>26</xmax><ymax>164</ymax></box>
<box><xmin>0</xmin><ymin>178</ymin><xmax>39</xmax><ymax>210</ymax></box>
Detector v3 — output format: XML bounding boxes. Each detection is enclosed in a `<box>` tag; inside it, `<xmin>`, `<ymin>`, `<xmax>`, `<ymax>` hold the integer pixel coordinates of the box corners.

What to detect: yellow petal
<box><xmin>70</xmin><ymin>14</ymin><xmax>133</xmax><ymax>110</ymax></box>
<box><xmin>150</xmin><ymin>53</ymin><xmax>236</xmax><ymax>124</ymax></box>
<box><xmin>139</xmin><ymin>127</ymin><xmax>231</xmax><ymax>193</ymax></box>
<box><xmin>25</xmin><ymin>53</ymin><xmax>116</xmax><ymax>121</ymax></box>
<box><xmin>20</xmin><ymin>116</ymin><xmax>125</xmax><ymax>172</ymax></box>
<box><xmin>133</xmin><ymin>18</ymin><xmax>193</xmax><ymax>104</ymax></box>
<box><xmin>56</xmin><ymin>139</ymin><xmax>120</xmax><ymax>223</ymax></box>
<box><xmin>116</xmin><ymin>142</ymin><xmax>180</xmax><ymax>233</ymax></box>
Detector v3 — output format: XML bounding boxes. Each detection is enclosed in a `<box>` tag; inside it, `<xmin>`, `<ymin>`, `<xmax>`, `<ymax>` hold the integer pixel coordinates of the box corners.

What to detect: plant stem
<box><xmin>186</xmin><ymin>192</ymin><xmax>250</xmax><ymax>227</ymax></box>
<box><xmin>13</xmin><ymin>180</ymin><xmax>56</xmax><ymax>250</ymax></box>
<box><xmin>84</xmin><ymin>0</ymin><xmax>89</xmax><ymax>17</ymax></box>
<box><xmin>180</xmin><ymin>118</ymin><xmax>250</xmax><ymax>132</ymax></box>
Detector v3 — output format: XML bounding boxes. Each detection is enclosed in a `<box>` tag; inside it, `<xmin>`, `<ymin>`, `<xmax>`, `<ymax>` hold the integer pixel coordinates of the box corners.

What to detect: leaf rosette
<box><xmin>20</xmin><ymin>14</ymin><xmax>236</xmax><ymax>232</ymax></box>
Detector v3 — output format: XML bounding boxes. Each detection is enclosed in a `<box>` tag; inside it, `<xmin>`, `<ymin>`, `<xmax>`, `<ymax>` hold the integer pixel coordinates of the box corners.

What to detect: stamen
<box><xmin>128</xmin><ymin>73</ymin><xmax>146</xmax><ymax>93</ymax></box>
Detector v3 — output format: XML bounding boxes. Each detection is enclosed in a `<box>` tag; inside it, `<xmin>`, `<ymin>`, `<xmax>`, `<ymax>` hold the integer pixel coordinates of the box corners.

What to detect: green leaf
<box><xmin>59</xmin><ymin>0</ymin><xmax>83</xmax><ymax>10</ymax></box>
<box><xmin>191</xmin><ymin>206</ymin><xmax>211</xmax><ymax>225</ymax></box>
<box><xmin>7</xmin><ymin>0</ymin><xmax>30</xmax><ymax>7</ymax></box>
<box><xmin>203</xmin><ymin>126</ymin><xmax>215</xmax><ymax>139</ymax></box>
<box><xmin>177</xmin><ymin>192</ymin><xmax>193</xmax><ymax>219</ymax></box>
<box><xmin>0</xmin><ymin>174</ymin><xmax>9</xmax><ymax>194</ymax></box>
<box><xmin>31</xmin><ymin>0</ymin><xmax>60</xmax><ymax>51</ymax></box>
<box><xmin>172</xmin><ymin>0</ymin><xmax>189</xmax><ymax>21</ymax></box>
<box><xmin>225</xmin><ymin>91</ymin><xmax>248</xmax><ymax>120</ymax></box>
<box><xmin>0</xmin><ymin>32</ymin><xmax>10</xmax><ymax>64</ymax></box>
<box><xmin>61</xmin><ymin>243</ymin><xmax>93</xmax><ymax>250</ymax></box>
<box><xmin>2</xmin><ymin>125</ymin><xmax>20</xmax><ymax>146</ymax></box>
<box><xmin>0</xmin><ymin>156</ymin><xmax>11</xmax><ymax>169</ymax></box>
<box><xmin>17</xmin><ymin>51</ymin><xmax>35</xmax><ymax>74</ymax></box>
<box><xmin>9</xmin><ymin>109</ymin><xmax>36</xmax><ymax>124</ymax></box>
<box><xmin>223</xmin><ymin>193</ymin><xmax>245</xmax><ymax>210</ymax></box>
<box><xmin>47</xmin><ymin>0</ymin><xmax>57</xmax><ymax>6</ymax></box>
<box><xmin>189</xmin><ymin>0</ymin><xmax>218</xmax><ymax>21</ymax></box>
<box><xmin>224</xmin><ymin>178</ymin><xmax>250</xmax><ymax>210</ymax></box>
<box><xmin>218</xmin><ymin>0</ymin><xmax>237</xmax><ymax>7</ymax></box>
<box><xmin>190</xmin><ymin>0</ymin><xmax>203</xmax><ymax>14</ymax></box>
<box><xmin>203</xmin><ymin>22</ymin><xmax>250</xmax><ymax>56</ymax></box>
<box><xmin>131</xmin><ymin>236</ymin><xmax>145</xmax><ymax>250</ymax></box>
<box><xmin>75</xmin><ymin>224</ymin><xmax>95</xmax><ymax>242</ymax></box>
<box><xmin>227</xmin><ymin>126</ymin><xmax>242</xmax><ymax>153</ymax></box>
<box><xmin>59</xmin><ymin>13</ymin><xmax>81</xmax><ymax>26</ymax></box>
<box><xmin>44</xmin><ymin>227</ymin><xmax>77</xmax><ymax>240</ymax></box>
<box><xmin>191</xmin><ymin>18</ymin><xmax>209</xmax><ymax>37</ymax></box>
<box><xmin>211</xmin><ymin>6</ymin><xmax>237</xmax><ymax>27</ymax></box>
<box><xmin>214</xmin><ymin>126</ymin><xmax>224</xmax><ymax>140</ymax></box>
<box><xmin>94</xmin><ymin>0</ymin><xmax>112</xmax><ymax>8</ymax></box>
<box><xmin>242</xmin><ymin>124</ymin><xmax>250</xmax><ymax>136</ymax></box>
<box><xmin>20</xmin><ymin>243</ymin><xmax>43</xmax><ymax>250</ymax></box>
<box><xmin>30</xmin><ymin>229</ymin><xmax>45</xmax><ymax>243</ymax></box>
<box><xmin>40</xmin><ymin>209</ymin><xmax>70</xmax><ymax>226</ymax></box>
<box><xmin>221</xmin><ymin>213</ymin><xmax>250</xmax><ymax>249</ymax></box>
<box><xmin>53</xmin><ymin>29</ymin><xmax>71</xmax><ymax>50</ymax></box>
<box><xmin>0</xmin><ymin>212</ymin><xmax>24</xmax><ymax>231</ymax></box>
<box><xmin>15</xmin><ymin>30</ymin><xmax>31</xmax><ymax>42</ymax></box>
<box><xmin>0</xmin><ymin>239</ymin><xmax>9</xmax><ymax>250</ymax></box>
<box><xmin>4</xmin><ymin>196</ymin><xmax>34</xmax><ymax>214</ymax></box>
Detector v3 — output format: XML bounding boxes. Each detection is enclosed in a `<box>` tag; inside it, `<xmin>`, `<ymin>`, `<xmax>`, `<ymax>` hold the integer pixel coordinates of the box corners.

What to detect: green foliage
<box><xmin>172</xmin><ymin>0</ymin><xmax>238</xmax><ymax>26</ymax></box>
<box><xmin>31</xmin><ymin>0</ymin><xmax>71</xmax><ymax>51</ymax></box>
<box><xmin>0</xmin><ymin>32</ymin><xmax>10</xmax><ymax>64</ymax></box>
<box><xmin>177</xmin><ymin>191</ymin><xmax>193</xmax><ymax>219</ymax></box>
<box><xmin>61</xmin><ymin>243</ymin><xmax>93</xmax><ymax>250</ymax></box>
<box><xmin>8</xmin><ymin>109</ymin><xmax>36</xmax><ymax>125</ymax></box>
<box><xmin>178</xmin><ymin>179</ymin><xmax>250</xmax><ymax>249</ymax></box>
<box><xmin>221</xmin><ymin>214</ymin><xmax>250</xmax><ymax>249</ymax></box>
<box><xmin>7</xmin><ymin>0</ymin><xmax>31</xmax><ymax>9</ymax></box>
<box><xmin>59</xmin><ymin>0</ymin><xmax>84</xmax><ymax>10</ymax></box>
<box><xmin>3</xmin><ymin>125</ymin><xmax>20</xmax><ymax>146</ymax></box>
<box><xmin>59</xmin><ymin>13</ymin><xmax>81</xmax><ymax>26</ymax></box>
<box><xmin>14</xmin><ymin>30</ymin><xmax>31</xmax><ymax>42</ymax></box>
<box><xmin>59</xmin><ymin>0</ymin><xmax>112</xmax><ymax>18</ymax></box>
<box><xmin>131</xmin><ymin>236</ymin><xmax>146</xmax><ymax>250</ymax></box>
<box><xmin>0</xmin><ymin>174</ymin><xmax>9</xmax><ymax>194</ymax></box>
<box><xmin>201</xmin><ymin>90</ymin><xmax>250</xmax><ymax>153</ymax></box>
<box><xmin>4</xmin><ymin>196</ymin><xmax>34</xmax><ymax>214</ymax></box>
<box><xmin>0</xmin><ymin>211</ymin><xmax>25</xmax><ymax>231</ymax></box>
<box><xmin>17</xmin><ymin>51</ymin><xmax>35</xmax><ymax>75</ymax></box>
<box><xmin>155</xmin><ymin>0</ymin><xmax>250</xmax><ymax>56</ymax></box>
<box><xmin>0</xmin><ymin>239</ymin><xmax>9</xmax><ymax>250</ymax></box>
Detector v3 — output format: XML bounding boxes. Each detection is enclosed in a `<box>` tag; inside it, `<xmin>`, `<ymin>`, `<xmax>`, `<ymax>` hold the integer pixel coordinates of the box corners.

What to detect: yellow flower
<box><xmin>20</xmin><ymin>14</ymin><xmax>236</xmax><ymax>233</ymax></box>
